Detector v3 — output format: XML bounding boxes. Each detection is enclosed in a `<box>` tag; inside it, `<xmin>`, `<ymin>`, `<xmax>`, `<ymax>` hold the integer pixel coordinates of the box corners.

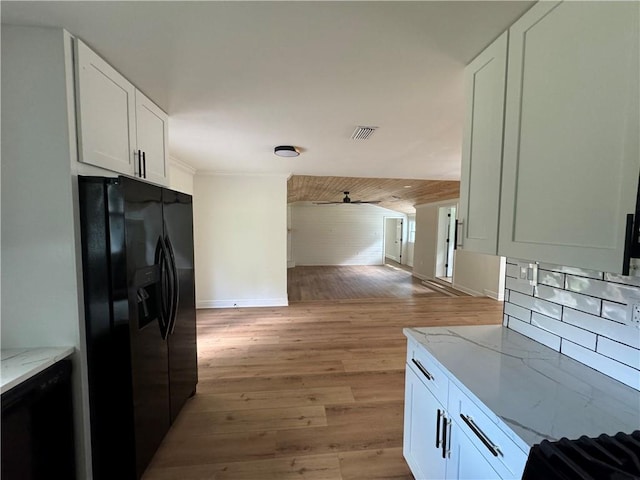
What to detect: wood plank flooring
<box><xmin>287</xmin><ymin>265</ymin><xmax>456</xmax><ymax>302</ymax></box>
<box><xmin>143</xmin><ymin>296</ymin><xmax>503</xmax><ymax>480</ymax></box>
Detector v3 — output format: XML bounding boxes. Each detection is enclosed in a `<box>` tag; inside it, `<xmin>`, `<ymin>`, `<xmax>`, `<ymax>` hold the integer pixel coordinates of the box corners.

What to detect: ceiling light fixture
<box><xmin>274</xmin><ymin>145</ymin><xmax>299</xmax><ymax>157</ymax></box>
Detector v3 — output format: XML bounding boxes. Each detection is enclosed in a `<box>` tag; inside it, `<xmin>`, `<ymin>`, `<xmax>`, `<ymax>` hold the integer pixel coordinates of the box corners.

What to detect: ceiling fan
<box><xmin>314</xmin><ymin>191</ymin><xmax>381</xmax><ymax>205</ymax></box>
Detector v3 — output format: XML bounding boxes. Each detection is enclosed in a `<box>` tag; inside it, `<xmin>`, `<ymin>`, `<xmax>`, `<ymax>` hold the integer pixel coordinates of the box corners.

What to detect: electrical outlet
<box><xmin>626</xmin><ymin>298</ymin><xmax>640</xmax><ymax>328</ymax></box>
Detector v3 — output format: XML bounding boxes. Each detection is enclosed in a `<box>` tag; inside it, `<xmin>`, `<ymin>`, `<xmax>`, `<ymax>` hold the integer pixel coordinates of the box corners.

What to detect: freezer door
<box><xmin>163</xmin><ymin>189</ymin><xmax>198</xmax><ymax>422</ymax></box>
<box><xmin>122</xmin><ymin>178</ymin><xmax>171</xmax><ymax>478</ymax></box>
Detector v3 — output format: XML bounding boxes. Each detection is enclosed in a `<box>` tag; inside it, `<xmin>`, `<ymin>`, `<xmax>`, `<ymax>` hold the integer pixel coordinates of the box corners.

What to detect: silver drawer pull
<box><xmin>460</xmin><ymin>414</ymin><xmax>502</xmax><ymax>457</ymax></box>
<box><xmin>411</xmin><ymin>358</ymin><xmax>434</xmax><ymax>381</ymax></box>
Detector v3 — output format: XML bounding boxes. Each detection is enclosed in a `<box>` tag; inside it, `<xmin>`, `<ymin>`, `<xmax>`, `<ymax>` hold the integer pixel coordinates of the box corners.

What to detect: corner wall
<box><xmin>2</xmin><ymin>26</ymin><xmax>91</xmax><ymax>479</ymax></box>
<box><xmin>168</xmin><ymin>157</ymin><xmax>195</xmax><ymax>195</ymax></box>
<box><xmin>412</xmin><ymin>203</ymin><xmax>440</xmax><ymax>279</ymax></box>
<box><xmin>193</xmin><ymin>174</ymin><xmax>288</xmax><ymax>308</ymax></box>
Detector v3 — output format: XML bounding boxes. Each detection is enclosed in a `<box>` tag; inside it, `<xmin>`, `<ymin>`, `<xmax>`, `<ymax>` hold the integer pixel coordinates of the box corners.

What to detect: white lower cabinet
<box><xmin>448</xmin><ymin>421</ymin><xmax>500</xmax><ymax>480</ymax></box>
<box><xmin>403</xmin><ymin>367</ymin><xmax>447</xmax><ymax>480</ymax></box>
<box><xmin>403</xmin><ymin>340</ymin><xmax>528</xmax><ymax>480</ymax></box>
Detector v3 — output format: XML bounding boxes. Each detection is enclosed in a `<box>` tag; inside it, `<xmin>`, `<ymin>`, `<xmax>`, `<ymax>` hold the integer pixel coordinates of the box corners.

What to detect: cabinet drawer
<box><xmin>449</xmin><ymin>382</ymin><xmax>527</xmax><ymax>480</ymax></box>
<box><xmin>406</xmin><ymin>339</ymin><xmax>449</xmax><ymax>406</ymax></box>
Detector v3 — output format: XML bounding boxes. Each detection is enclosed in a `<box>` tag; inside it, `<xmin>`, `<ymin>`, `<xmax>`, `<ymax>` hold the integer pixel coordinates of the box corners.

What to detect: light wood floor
<box><xmin>143</xmin><ymin>296</ymin><xmax>503</xmax><ymax>480</ymax></box>
<box><xmin>287</xmin><ymin>265</ymin><xmax>457</xmax><ymax>302</ymax></box>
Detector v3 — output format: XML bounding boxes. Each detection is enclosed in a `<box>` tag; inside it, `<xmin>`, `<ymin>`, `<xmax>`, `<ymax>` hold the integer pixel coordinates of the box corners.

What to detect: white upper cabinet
<box><xmin>75</xmin><ymin>39</ymin><xmax>136</xmax><ymax>175</ymax></box>
<box><xmin>458</xmin><ymin>32</ymin><xmax>508</xmax><ymax>255</ymax></box>
<box><xmin>75</xmin><ymin>39</ymin><xmax>168</xmax><ymax>185</ymax></box>
<box><xmin>135</xmin><ymin>90</ymin><xmax>168</xmax><ymax>185</ymax></box>
<box><xmin>498</xmin><ymin>1</ymin><xmax>640</xmax><ymax>273</ymax></box>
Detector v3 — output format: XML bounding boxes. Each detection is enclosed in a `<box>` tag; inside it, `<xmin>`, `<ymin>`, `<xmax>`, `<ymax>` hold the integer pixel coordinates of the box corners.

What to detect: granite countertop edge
<box><xmin>1</xmin><ymin>346</ymin><xmax>75</xmax><ymax>395</ymax></box>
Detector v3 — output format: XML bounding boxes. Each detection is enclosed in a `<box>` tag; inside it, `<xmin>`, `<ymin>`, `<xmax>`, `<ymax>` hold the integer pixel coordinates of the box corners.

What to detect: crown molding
<box><xmin>196</xmin><ymin>171</ymin><xmax>291</xmax><ymax>179</ymax></box>
<box><xmin>168</xmin><ymin>156</ymin><xmax>196</xmax><ymax>175</ymax></box>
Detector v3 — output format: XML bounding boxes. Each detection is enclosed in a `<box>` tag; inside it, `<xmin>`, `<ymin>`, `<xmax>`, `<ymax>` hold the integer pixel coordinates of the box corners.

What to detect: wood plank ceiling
<box><xmin>288</xmin><ymin>175</ymin><xmax>460</xmax><ymax>214</ymax></box>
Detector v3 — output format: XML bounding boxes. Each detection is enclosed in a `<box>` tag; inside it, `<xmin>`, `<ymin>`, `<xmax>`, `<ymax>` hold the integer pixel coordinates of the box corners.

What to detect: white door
<box><xmin>384</xmin><ymin>218</ymin><xmax>403</xmax><ymax>263</ymax></box>
<box><xmin>75</xmin><ymin>39</ymin><xmax>135</xmax><ymax>175</ymax></box>
<box><xmin>459</xmin><ymin>31</ymin><xmax>507</xmax><ymax>255</ymax></box>
<box><xmin>135</xmin><ymin>90</ymin><xmax>168</xmax><ymax>185</ymax></box>
<box><xmin>499</xmin><ymin>1</ymin><xmax>640</xmax><ymax>273</ymax></box>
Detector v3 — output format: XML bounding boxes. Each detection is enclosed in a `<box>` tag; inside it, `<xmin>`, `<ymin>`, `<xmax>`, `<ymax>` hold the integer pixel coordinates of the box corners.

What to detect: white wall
<box><xmin>290</xmin><ymin>203</ymin><xmax>405</xmax><ymax>266</ymax></box>
<box><xmin>168</xmin><ymin>156</ymin><xmax>195</xmax><ymax>195</ymax></box>
<box><xmin>413</xmin><ymin>199</ymin><xmax>504</xmax><ymax>299</ymax></box>
<box><xmin>2</xmin><ymin>26</ymin><xmax>91</xmax><ymax>478</ymax></box>
<box><xmin>193</xmin><ymin>174</ymin><xmax>288</xmax><ymax>308</ymax></box>
<box><xmin>412</xmin><ymin>202</ymin><xmax>441</xmax><ymax>279</ymax></box>
<box><xmin>453</xmin><ymin>250</ymin><xmax>506</xmax><ymax>300</ymax></box>
<box><xmin>406</xmin><ymin>214</ymin><xmax>416</xmax><ymax>268</ymax></box>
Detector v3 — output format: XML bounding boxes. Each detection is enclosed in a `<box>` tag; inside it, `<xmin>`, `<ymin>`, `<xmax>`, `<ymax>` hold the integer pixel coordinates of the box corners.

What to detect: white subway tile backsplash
<box><xmin>565</xmin><ymin>275</ymin><xmax>640</xmax><ymax>305</ymax></box>
<box><xmin>508</xmin><ymin>317</ymin><xmax>561</xmax><ymax>351</ymax></box>
<box><xmin>537</xmin><ymin>270</ymin><xmax>565</xmax><ymax>288</ymax></box>
<box><xmin>506</xmin><ymin>263</ymin><xmax>520</xmax><ymax>278</ymax></box>
<box><xmin>503</xmin><ymin>314</ymin><xmax>509</xmax><ymax>327</ymax></box>
<box><xmin>537</xmin><ymin>263</ymin><xmax>603</xmax><ymax>280</ymax></box>
<box><xmin>563</xmin><ymin>308</ymin><xmax>640</xmax><ymax>349</ymax></box>
<box><xmin>531</xmin><ymin>312</ymin><xmax>597</xmax><ymax>350</ymax></box>
<box><xmin>596</xmin><ymin>337</ymin><xmax>640</xmax><ymax>370</ymax></box>
<box><xmin>509</xmin><ymin>290</ymin><xmax>563</xmax><ymax>320</ymax></box>
<box><xmin>601</xmin><ymin>301</ymin><xmax>627</xmax><ymax>324</ymax></box>
<box><xmin>504</xmin><ymin>259</ymin><xmax>640</xmax><ymax>391</ymax></box>
<box><xmin>504</xmin><ymin>301</ymin><xmax>532</xmax><ymax>323</ymax></box>
<box><xmin>604</xmin><ymin>272</ymin><xmax>640</xmax><ymax>288</ymax></box>
<box><xmin>561</xmin><ymin>340</ymin><xmax>640</xmax><ymax>390</ymax></box>
<box><xmin>505</xmin><ymin>276</ymin><xmax>534</xmax><ymax>296</ymax></box>
<box><xmin>534</xmin><ymin>284</ymin><xmax>601</xmax><ymax>316</ymax></box>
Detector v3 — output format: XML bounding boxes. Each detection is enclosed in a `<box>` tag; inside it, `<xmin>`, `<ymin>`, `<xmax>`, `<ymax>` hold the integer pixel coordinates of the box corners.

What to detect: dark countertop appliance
<box><xmin>79</xmin><ymin>176</ymin><xmax>197</xmax><ymax>479</ymax></box>
<box><xmin>522</xmin><ymin>431</ymin><xmax>640</xmax><ymax>480</ymax></box>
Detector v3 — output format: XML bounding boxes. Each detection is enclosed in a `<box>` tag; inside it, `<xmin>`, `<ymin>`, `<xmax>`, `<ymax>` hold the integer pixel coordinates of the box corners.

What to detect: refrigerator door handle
<box><xmin>154</xmin><ymin>236</ymin><xmax>170</xmax><ymax>339</ymax></box>
<box><xmin>165</xmin><ymin>235</ymin><xmax>180</xmax><ymax>335</ymax></box>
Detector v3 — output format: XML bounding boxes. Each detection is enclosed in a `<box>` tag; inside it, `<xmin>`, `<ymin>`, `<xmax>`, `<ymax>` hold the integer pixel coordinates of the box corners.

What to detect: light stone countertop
<box><xmin>1</xmin><ymin>347</ymin><xmax>75</xmax><ymax>394</ymax></box>
<box><xmin>404</xmin><ymin>325</ymin><xmax>640</xmax><ymax>453</ymax></box>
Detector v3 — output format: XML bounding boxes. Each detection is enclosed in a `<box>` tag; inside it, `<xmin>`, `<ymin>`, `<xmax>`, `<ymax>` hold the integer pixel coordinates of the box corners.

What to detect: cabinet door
<box><xmin>75</xmin><ymin>39</ymin><xmax>135</xmax><ymax>175</ymax></box>
<box><xmin>447</xmin><ymin>421</ymin><xmax>501</xmax><ymax>480</ymax></box>
<box><xmin>135</xmin><ymin>90</ymin><xmax>168</xmax><ymax>185</ymax></box>
<box><xmin>499</xmin><ymin>1</ymin><xmax>640</xmax><ymax>273</ymax></box>
<box><xmin>458</xmin><ymin>31</ymin><xmax>508</xmax><ymax>255</ymax></box>
<box><xmin>403</xmin><ymin>367</ymin><xmax>447</xmax><ymax>480</ymax></box>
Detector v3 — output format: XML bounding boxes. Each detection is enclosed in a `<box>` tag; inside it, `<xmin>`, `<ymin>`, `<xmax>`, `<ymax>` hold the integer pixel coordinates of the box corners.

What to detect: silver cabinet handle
<box><xmin>411</xmin><ymin>358</ymin><xmax>434</xmax><ymax>381</ymax></box>
<box><xmin>460</xmin><ymin>414</ymin><xmax>502</xmax><ymax>457</ymax></box>
<box><xmin>441</xmin><ymin>416</ymin><xmax>451</xmax><ymax>459</ymax></box>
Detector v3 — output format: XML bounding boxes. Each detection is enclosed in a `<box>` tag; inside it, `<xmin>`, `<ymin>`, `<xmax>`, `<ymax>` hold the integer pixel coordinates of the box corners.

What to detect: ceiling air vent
<box><xmin>351</xmin><ymin>126</ymin><xmax>378</xmax><ymax>140</ymax></box>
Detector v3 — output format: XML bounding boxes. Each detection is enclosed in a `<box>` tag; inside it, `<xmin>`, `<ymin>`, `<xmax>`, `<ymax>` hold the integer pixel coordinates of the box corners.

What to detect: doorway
<box><xmin>384</xmin><ymin>217</ymin><xmax>404</xmax><ymax>266</ymax></box>
<box><xmin>436</xmin><ymin>205</ymin><xmax>456</xmax><ymax>283</ymax></box>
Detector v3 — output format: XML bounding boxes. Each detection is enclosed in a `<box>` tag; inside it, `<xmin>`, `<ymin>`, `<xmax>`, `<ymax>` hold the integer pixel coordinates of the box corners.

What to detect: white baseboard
<box><xmin>451</xmin><ymin>283</ymin><xmax>483</xmax><ymax>297</ymax></box>
<box><xmin>287</xmin><ymin>260</ymin><xmax>296</xmax><ymax>268</ymax></box>
<box><xmin>197</xmin><ymin>298</ymin><xmax>289</xmax><ymax>309</ymax></box>
<box><xmin>483</xmin><ymin>288</ymin><xmax>505</xmax><ymax>301</ymax></box>
<box><xmin>412</xmin><ymin>272</ymin><xmax>429</xmax><ymax>281</ymax></box>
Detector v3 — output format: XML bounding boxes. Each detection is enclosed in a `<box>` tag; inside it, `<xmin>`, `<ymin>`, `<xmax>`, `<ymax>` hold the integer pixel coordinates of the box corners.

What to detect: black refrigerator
<box><xmin>78</xmin><ymin>176</ymin><xmax>197</xmax><ymax>479</ymax></box>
